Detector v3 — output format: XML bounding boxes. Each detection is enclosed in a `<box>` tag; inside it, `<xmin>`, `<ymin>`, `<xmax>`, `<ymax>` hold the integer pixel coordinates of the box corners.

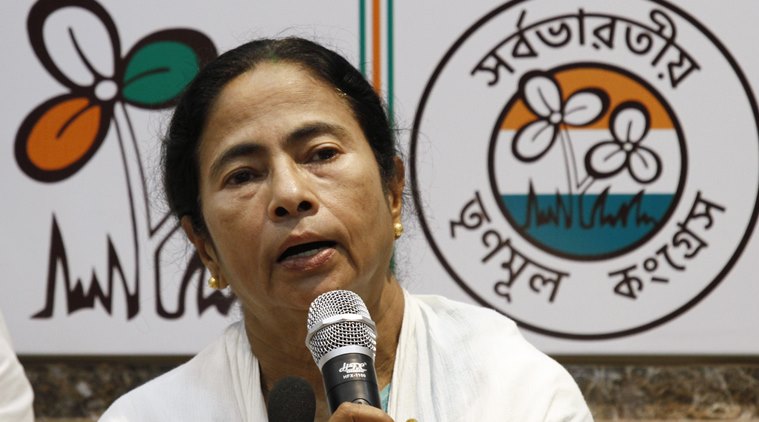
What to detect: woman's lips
<box><xmin>277</xmin><ymin>241</ymin><xmax>337</xmax><ymax>271</ymax></box>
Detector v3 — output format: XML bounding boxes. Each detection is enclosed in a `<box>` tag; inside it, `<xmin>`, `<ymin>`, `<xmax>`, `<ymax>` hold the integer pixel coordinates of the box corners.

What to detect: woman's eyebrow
<box><xmin>208</xmin><ymin>143</ymin><xmax>264</xmax><ymax>180</ymax></box>
<box><xmin>284</xmin><ymin>121</ymin><xmax>349</xmax><ymax>149</ymax></box>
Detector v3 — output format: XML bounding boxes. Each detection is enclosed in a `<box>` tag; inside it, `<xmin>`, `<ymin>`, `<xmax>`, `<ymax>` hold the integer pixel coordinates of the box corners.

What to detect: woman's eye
<box><xmin>311</xmin><ymin>147</ymin><xmax>339</xmax><ymax>162</ymax></box>
<box><xmin>226</xmin><ymin>169</ymin><xmax>259</xmax><ymax>186</ymax></box>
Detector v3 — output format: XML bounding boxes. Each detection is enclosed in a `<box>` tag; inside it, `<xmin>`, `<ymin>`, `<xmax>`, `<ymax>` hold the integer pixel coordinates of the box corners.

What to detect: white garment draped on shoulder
<box><xmin>101</xmin><ymin>291</ymin><xmax>593</xmax><ymax>421</ymax></box>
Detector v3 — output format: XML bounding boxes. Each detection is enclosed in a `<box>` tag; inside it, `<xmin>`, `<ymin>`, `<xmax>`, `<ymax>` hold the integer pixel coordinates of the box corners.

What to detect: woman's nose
<box><xmin>267</xmin><ymin>164</ymin><xmax>317</xmax><ymax>220</ymax></box>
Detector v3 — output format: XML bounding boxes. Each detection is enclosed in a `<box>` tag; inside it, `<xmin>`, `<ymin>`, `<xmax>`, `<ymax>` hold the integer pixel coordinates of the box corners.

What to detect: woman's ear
<box><xmin>388</xmin><ymin>156</ymin><xmax>405</xmax><ymax>224</ymax></box>
<box><xmin>181</xmin><ymin>216</ymin><xmax>221</xmax><ymax>278</ymax></box>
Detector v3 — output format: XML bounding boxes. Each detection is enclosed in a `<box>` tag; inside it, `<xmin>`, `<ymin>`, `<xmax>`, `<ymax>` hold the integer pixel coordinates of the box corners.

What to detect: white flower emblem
<box><xmin>585</xmin><ymin>102</ymin><xmax>662</xmax><ymax>184</ymax></box>
<box><xmin>512</xmin><ymin>72</ymin><xmax>607</xmax><ymax>162</ymax></box>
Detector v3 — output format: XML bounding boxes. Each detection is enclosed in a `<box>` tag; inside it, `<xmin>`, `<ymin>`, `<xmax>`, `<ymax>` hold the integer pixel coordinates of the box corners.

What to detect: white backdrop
<box><xmin>1</xmin><ymin>0</ymin><xmax>757</xmax><ymax>355</ymax></box>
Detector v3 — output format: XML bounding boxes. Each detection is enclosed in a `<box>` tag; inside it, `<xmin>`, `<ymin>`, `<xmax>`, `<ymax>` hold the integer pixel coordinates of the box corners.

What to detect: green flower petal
<box><xmin>122</xmin><ymin>40</ymin><xmax>199</xmax><ymax>107</ymax></box>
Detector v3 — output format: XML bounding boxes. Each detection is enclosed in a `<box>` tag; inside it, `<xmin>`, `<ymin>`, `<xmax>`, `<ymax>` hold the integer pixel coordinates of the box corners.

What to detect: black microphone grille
<box><xmin>305</xmin><ymin>290</ymin><xmax>377</xmax><ymax>367</ymax></box>
<box><xmin>266</xmin><ymin>376</ymin><xmax>316</xmax><ymax>422</ymax></box>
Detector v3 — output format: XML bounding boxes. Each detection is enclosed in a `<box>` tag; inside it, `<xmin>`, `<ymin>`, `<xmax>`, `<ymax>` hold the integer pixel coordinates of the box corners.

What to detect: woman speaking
<box><xmin>101</xmin><ymin>37</ymin><xmax>592</xmax><ymax>422</ymax></box>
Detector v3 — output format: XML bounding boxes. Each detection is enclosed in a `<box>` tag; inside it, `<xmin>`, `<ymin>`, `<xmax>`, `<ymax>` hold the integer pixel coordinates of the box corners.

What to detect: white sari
<box><xmin>100</xmin><ymin>291</ymin><xmax>592</xmax><ymax>421</ymax></box>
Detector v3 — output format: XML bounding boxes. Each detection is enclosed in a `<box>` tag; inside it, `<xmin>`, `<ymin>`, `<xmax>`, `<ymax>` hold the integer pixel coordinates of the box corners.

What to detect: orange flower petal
<box><xmin>25</xmin><ymin>97</ymin><xmax>101</xmax><ymax>171</ymax></box>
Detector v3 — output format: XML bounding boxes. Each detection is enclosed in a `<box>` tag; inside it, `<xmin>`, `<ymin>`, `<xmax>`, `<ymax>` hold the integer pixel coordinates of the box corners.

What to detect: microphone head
<box><xmin>305</xmin><ymin>290</ymin><xmax>377</xmax><ymax>368</ymax></box>
<box><xmin>266</xmin><ymin>376</ymin><xmax>316</xmax><ymax>422</ymax></box>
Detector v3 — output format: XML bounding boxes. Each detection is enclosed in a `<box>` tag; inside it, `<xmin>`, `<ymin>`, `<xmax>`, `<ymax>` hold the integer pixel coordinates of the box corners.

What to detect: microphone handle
<box><xmin>321</xmin><ymin>352</ymin><xmax>381</xmax><ymax>412</ymax></box>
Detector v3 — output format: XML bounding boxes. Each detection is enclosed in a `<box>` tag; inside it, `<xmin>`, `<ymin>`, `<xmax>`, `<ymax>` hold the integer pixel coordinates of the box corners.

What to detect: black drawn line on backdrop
<box><xmin>33</xmin><ymin>217</ymin><xmax>139</xmax><ymax>318</ymax></box>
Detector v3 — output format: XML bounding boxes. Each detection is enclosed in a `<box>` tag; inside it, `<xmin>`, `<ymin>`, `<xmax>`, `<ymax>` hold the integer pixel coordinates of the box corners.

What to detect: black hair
<box><xmin>162</xmin><ymin>37</ymin><xmax>398</xmax><ymax>233</ymax></box>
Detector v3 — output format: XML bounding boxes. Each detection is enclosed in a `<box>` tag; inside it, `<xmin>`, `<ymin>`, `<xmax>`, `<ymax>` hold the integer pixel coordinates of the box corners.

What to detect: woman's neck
<box><xmin>245</xmin><ymin>280</ymin><xmax>405</xmax><ymax>421</ymax></box>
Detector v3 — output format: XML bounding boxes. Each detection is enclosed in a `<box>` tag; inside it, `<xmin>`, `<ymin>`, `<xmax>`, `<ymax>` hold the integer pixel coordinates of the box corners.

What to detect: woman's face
<box><xmin>185</xmin><ymin>62</ymin><xmax>403</xmax><ymax>317</ymax></box>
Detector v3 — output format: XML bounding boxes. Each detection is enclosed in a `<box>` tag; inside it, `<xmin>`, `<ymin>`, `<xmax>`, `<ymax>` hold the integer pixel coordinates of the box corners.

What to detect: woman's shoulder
<box><xmin>407</xmin><ymin>293</ymin><xmax>521</xmax><ymax>338</ymax></box>
<box><xmin>406</xmin><ymin>292</ymin><xmax>575</xmax><ymax>386</ymax></box>
<box><xmin>99</xmin><ymin>322</ymin><xmax>248</xmax><ymax>421</ymax></box>
<box><xmin>402</xmin><ymin>293</ymin><xmax>592</xmax><ymax>420</ymax></box>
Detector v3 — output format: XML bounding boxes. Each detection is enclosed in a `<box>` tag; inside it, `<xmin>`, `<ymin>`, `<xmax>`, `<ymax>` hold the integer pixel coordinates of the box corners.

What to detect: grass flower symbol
<box><xmin>512</xmin><ymin>71</ymin><xmax>608</xmax><ymax>163</ymax></box>
<box><xmin>15</xmin><ymin>0</ymin><xmax>216</xmax><ymax>182</ymax></box>
<box><xmin>14</xmin><ymin>0</ymin><xmax>229</xmax><ymax>320</ymax></box>
<box><xmin>585</xmin><ymin>101</ymin><xmax>662</xmax><ymax>184</ymax></box>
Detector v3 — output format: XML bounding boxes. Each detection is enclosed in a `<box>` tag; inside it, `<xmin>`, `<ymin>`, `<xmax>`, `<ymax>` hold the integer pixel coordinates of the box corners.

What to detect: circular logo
<box><xmin>411</xmin><ymin>0</ymin><xmax>759</xmax><ymax>338</ymax></box>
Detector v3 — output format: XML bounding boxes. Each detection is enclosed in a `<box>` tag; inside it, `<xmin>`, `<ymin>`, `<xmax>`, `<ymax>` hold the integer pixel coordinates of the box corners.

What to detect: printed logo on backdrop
<box><xmin>411</xmin><ymin>0</ymin><xmax>759</xmax><ymax>338</ymax></box>
<box><xmin>14</xmin><ymin>0</ymin><xmax>235</xmax><ymax>319</ymax></box>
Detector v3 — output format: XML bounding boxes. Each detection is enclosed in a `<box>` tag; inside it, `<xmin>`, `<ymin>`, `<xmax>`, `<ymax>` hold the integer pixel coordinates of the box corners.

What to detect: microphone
<box><xmin>267</xmin><ymin>376</ymin><xmax>316</xmax><ymax>422</ymax></box>
<box><xmin>305</xmin><ymin>290</ymin><xmax>381</xmax><ymax>413</ymax></box>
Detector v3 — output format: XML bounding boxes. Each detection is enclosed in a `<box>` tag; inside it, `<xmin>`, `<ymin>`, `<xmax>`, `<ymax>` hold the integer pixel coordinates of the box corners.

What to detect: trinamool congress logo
<box><xmin>411</xmin><ymin>0</ymin><xmax>759</xmax><ymax>338</ymax></box>
<box><xmin>14</xmin><ymin>0</ymin><xmax>234</xmax><ymax>320</ymax></box>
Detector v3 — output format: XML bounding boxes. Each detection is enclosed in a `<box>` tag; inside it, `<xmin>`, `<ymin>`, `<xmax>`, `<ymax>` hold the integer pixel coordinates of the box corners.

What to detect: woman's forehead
<box><xmin>198</xmin><ymin>62</ymin><xmax>364</xmax><ymax>160</ymax></box>
<box><xmin>207</xmin><ymin>62</ymin><xmax>350</xmax><ymax>127</ymax></box>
